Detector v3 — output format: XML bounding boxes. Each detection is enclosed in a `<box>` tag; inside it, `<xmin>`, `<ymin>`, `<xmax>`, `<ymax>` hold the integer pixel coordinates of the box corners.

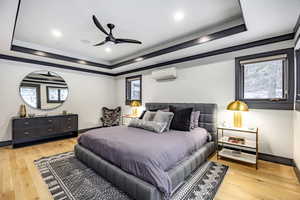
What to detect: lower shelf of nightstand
<box><xmin>219</xmin><ymin>148</ymin><xmax>257</xmax><ymax>164</ymax></box>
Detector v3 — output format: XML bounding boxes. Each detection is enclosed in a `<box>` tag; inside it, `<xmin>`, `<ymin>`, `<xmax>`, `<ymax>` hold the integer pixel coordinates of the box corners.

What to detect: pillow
<box><xmin>139</xmin><ymin>110</ymin><xmax>147</xmax><ymax>119</ymax></box>
<box><xmin>193</xmin><ymin>111</ymin><xmax>201</xmax><ymax>128</ymax></box>
<box><xmin>190</xmin><ymin>111</ymin><xmax>201</xmax><ymax>129</ymax></box>
<box><xmin>190</xmin><ymin>111</ymin><xmax>195</xmax><ymax>129</ymax></box>
<box><xmin>152</xmin><ymin>110</ymin><xmax>174</xmax><ymax>132</ymax></box>
<box><xmin>142</xmin><ymin>111</ymin><xmax>156</xmax><ymax>121</ymax></box>
<box><xmin>169</xmin><ymin>106</ymin><xmax>194</xmax><ymax>131</ymax></box>
<box><xmin>128</xmin><ymin>119</ymin><xmax>167</xmax><ymax>133</ymax></box>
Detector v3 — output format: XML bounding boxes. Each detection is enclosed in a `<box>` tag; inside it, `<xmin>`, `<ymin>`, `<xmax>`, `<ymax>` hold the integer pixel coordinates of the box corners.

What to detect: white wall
<box><xmin>116</xmin><ymin>40</ymin><xmax>295</xmax><ymax>158</ymax></box>
<box><xmin>0</xmin><ymin>59</ymin><xmax>117</xmax><ymax>142</ymax></box>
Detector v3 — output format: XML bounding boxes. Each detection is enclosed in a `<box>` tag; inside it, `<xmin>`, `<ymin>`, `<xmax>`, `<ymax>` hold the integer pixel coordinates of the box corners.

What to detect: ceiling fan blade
<box><xmin>115</xmin><ymin>38</ymin><xmax>142</xmax><ymax>44</ymax></box>
<box><xmin>94</xmin><ymin>41</ymin><xmax>107</xmax><ymax>46</ymax></box>
<box><xmin>92</xmin><ymin>15</ymin><xmax>109</xmax><ymax>35</ymax></box>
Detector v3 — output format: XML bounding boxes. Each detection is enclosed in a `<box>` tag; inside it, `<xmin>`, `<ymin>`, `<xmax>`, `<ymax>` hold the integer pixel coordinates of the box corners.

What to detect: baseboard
<box><xmin>293</xmin><ymin>161</ymin><xmax>300</xmax><ymax>183</ymax></box>
<box><xmin>0</xmin><ymin>140</ymin><xmax>12</xmax><ymax>147</ymax></box>
<box><xmin>218</xmin><ymin>145</ymin><xmax>293</xmax><ymax>166</ymax></box>
<box><xmin>259</xmin><ymin>153</ymin><xmax>294</xmax><ymax>166</ymax></box>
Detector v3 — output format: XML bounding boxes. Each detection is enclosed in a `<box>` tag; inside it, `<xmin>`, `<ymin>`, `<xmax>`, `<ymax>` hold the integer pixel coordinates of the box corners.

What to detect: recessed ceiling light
<box><xmin>35</xmin><ymin>51</ymin><xmax>46</xmax><ymax>56</ymax></box>
<box><xmin>198</xmin><ymin>36</ymin><xmax>211</xmax><ymax>43</ymax></box>
<box><xmin>105</xmin><ymin>47</ymin><xmax>112</xmax><ymax>53</ymax></box>
<box><xmin>51</xmin><ymin>29</ymin><xmax>62</xmax><ymax>38</ymax></box>
<box><xmin>174</xmin><ymin>11</ymin><xmax>184</xmax><ymax>22</ymax></box>
<box><xmin>78</xmin><ymin>60</ymin><xmax>87</xmax><ymax>64</ymax></box>
<box><xmin>135</xmin><ymin>57</ymin><xmax>144</xmax><ymax>62</ymax></box>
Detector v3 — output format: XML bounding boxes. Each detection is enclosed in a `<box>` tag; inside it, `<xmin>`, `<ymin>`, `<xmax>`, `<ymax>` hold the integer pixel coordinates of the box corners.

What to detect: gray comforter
<box><xmin>78</xmin><ymin>126</ymin><xmax>209</xmax><ymax>197</ymax></box>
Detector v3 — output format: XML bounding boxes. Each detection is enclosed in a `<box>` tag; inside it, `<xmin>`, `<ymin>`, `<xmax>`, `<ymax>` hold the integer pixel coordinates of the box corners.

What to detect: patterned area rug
<box><xmin>35</xmin><ymin>152</ymin><xmax>228</xmax><ymax>200</ymax></box>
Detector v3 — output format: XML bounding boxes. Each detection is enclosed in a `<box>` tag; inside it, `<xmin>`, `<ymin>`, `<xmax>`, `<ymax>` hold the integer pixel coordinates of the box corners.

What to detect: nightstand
<box><xmin>217</xmin><ymin>126</ymin><xmax>259</xmax><ymax>169</ymax></box>
<box><xmin>122</xmin><ymin>114</ymin><xmax>139</xmax><ymax>125</ymax></box>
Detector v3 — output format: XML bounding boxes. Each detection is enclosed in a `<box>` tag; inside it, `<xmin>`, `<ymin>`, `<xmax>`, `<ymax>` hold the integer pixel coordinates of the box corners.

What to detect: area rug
<box><xmin>35</xmin><ymin>152</ymin><xmax>228</xmax><ymax>200</ymax></box>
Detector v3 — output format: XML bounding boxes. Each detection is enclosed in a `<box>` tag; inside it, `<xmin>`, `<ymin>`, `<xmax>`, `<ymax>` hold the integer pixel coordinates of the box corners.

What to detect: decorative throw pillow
<box><xmin>128</xmin><ymin>119</ymin><xmax>167</xmax><ymax>133</ymax></box>
<box><xmin>193</xmin><ymin>111</ymin><xmax>201</xmax><ymax>128</ymax></box>
<box><xmin>169</xmin><ymin>106</ymin><xmax>193</xmax><ymax>131</ymax></box>
<box><xmin>142</xmin><ymin>111</ymin><xmax>156</xmax><ymax>121</ymax></box>
<box><xmin>152</xmin><ymin>110</ymin><xmax>174</xmax><ymax>132</ymax></box>
<box><xmin>139</xmin><ymin>110</ymin><xmax>147</xmax><ymax>119</ymax></box>
<box><xmin>190</xmin><ymin>111</ymin><xmax>201</xmax><ymax>129</ymax></box>
<box><xmin>190</xmin><ymin>111</ymin><xmax>195</xmax><ymax>129</ymax></box>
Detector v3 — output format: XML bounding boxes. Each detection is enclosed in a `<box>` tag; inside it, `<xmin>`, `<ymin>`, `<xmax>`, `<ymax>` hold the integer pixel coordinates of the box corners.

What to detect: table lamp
<box><xmin>227</xmin><ymin>100</ymin><xmax>249</xmax><ymax>128</ymax></box>
<box><xmin>130</xmin><ymin>100</ymin><xmax>141</xmax><ymax>116</ymax></box>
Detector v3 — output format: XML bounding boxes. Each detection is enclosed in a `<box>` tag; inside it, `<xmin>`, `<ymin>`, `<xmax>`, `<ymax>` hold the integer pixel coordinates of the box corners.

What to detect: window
<box><xmin>125</xmin><ymin>75</ymin><xmax>142</xmax><ymax>105</ymax></box>
<box><xmin>47</xmin><ymin>86</ymin><xmax>68</xmax><ymax>103</ymax></box>
<box><xmin>20</xmin><ymin>83</ymin><xmax>41</xmax><ymax>108</ymax></box>
<box><xmin>236</xmin><ymin>48</ymin><xmax>294</xmax><ymax>110</ymax></box>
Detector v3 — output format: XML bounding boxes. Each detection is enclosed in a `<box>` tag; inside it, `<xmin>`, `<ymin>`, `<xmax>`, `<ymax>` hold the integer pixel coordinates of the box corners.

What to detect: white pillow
<box><xmin>152</xmin><ymin>110</ymin><xmax>174</xmax><ymax>132</ymax></box>
<box><xmin>142</xmin><ymin>111</ymin><xmax>156</xmax><ymax>121</ymax></box>
<box><xmin>128</xmin><ymin>119</ymin><xmax>167</xmax><ymax>133</ymax></box>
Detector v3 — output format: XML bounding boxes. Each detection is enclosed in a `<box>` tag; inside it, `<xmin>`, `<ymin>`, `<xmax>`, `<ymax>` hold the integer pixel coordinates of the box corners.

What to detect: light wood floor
<box><xmin>0</xmin><ymin>138</ymin><xmax>300</xmax><ymax>200</ymax></box>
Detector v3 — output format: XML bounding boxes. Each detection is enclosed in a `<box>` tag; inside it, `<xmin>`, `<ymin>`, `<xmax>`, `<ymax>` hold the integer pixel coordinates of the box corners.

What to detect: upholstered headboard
<box><xmin>145</xmin><ymin>103</ymin><xmax>218</xmax><ymax>141</ymax></box>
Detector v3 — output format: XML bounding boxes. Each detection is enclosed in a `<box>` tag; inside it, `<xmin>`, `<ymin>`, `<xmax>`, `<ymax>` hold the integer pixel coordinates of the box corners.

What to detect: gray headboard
<box><xmin>145</xmin><ymin>103</ymin><xmax>218</xmax><ymax>141</ymax></box>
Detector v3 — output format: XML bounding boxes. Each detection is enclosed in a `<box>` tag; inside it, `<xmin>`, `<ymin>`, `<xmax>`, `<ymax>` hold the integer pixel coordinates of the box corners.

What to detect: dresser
<box><xmin>12</xmin><ymin>114</ymin><xmax>78</xmax><ymax>147</ymax></box>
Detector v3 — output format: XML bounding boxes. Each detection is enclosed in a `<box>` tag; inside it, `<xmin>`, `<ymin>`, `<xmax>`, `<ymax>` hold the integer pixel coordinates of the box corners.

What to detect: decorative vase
<box><xmin>19</xmin><ymin>104</ymin><xmax>27</xmax><ymax>118</ymax></box>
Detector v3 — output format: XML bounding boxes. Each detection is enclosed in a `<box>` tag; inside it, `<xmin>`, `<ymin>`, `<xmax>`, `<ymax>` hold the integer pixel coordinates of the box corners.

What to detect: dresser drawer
<box><xmin>13</xmin><ymin>128</ymin><xmax>42</xmax><ymax>140</ymax></box>
<box><xmin>13</xmin><ymin>119</ymin><xmax>39</xmax><ymax>129</ymax></box>
<box><xmin>39</xmin><ymin>118</ymin><xmax>59</xmax><ymax>126</ymax></box>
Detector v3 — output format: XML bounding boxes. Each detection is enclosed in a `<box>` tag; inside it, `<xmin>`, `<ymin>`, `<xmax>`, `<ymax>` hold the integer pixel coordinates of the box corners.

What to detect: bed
<box><xmin>75</xmin><ymin>103</ymin><xmax>217</xmax><ymax>200</ymax></box>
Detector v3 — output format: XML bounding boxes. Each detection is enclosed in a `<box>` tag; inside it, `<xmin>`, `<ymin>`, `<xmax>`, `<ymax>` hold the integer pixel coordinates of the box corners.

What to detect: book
<box><xmin>228</xmin><ymin>136</ymin><xmax>245</xmax><ymax>145</ymax></box>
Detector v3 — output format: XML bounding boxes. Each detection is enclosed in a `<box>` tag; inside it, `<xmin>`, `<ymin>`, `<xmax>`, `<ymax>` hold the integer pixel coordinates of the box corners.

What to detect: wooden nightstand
<box><xmin>121</xmin><ymin>114</ymin><xmax>139</xmax><ymax>125</ymax></box>
<box><xmin>217</xmin><ymin>126</ymin><xmax>259</xmax><ymax>169</ymax></box>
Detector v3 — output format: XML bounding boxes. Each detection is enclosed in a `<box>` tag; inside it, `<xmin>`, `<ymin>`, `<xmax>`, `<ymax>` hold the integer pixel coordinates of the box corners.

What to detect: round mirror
<box><xmin>19</xmin><ymin>71</ymin><xmax>69</xmax><ymax>110</ymax></box>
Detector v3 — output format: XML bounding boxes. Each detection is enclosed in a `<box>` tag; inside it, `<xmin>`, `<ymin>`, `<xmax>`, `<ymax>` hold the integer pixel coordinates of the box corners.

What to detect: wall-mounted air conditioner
<box><xmin>151</xmin><ymin>67</ymin><xmax>177</xmax><ymax>81</ymax></box>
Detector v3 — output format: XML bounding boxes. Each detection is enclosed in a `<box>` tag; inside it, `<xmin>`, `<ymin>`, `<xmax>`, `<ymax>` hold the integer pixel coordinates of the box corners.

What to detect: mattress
<box><xmin>78</xmin><ymin>126</ymin><xmax>210</xmax><ymax>197</ymax></box>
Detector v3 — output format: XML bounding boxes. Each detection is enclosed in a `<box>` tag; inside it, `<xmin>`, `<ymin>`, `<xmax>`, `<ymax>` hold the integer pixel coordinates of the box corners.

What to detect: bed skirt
<box><xmin>74</xmin><ymin>142</ymin><xmax>215</xmax><ymax>200</ymax></box>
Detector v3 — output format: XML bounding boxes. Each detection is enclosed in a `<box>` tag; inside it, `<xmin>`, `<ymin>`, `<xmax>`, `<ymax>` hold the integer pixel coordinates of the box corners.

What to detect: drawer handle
<box><xmin>48</xmin><ymin>120</ymin><xmax>53</xmax><ymax>123</ymax></box>
<box><xmin>68</xmin><ymin>118</ymin><xmax>71</xmax><ymax>121</ymax></box>
<box><xmin>68</xmin><ymin>126</ymin><xmax>71</xmax><ymax>129</ymax></box>
<box><xmin>48</xmin><ymin>128</ymin><xmax>53</xmax><ymax>132</ymax></box>
<box><xmin>24</xmin><ymin>132</ymin><xmax>30</xmax><ymax>135</ymax></box>
<box><xmin>24</xmin><ymin>122</ymin><xmax>29</xmax><ymax>125</ymax></box>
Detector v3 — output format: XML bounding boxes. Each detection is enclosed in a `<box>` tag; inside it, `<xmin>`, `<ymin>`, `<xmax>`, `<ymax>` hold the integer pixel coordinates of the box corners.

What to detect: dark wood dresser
<box><xmin>12</xmin><ymin>114</ymin><xmax>78</xmax><ymax>147</ymax></box>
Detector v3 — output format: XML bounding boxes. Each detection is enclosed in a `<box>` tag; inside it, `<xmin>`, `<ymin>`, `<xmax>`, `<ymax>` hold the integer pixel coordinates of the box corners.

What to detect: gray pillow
<box><xmin>142</xmin><ymin>111</ymin><xmax>156</xmax><ymax>121</ymax></box>
<box><xmin>193</xmin><ymin>111</ymin><xmax>201</xmax><ymax>128</ymax></box>
<box><xmin>190</xmin><ymin>111</ymin><xmax>201</xmax><ymax>129</ymax></box>
<box><xmin>128</xmin><ymin>119</ymin><xmax>167</xmax><ymax>133</ymax></box>
<box><xmin>152</xmin><ymin>110</ymin><xmax>174</xmax><ymax>132</ymax></box>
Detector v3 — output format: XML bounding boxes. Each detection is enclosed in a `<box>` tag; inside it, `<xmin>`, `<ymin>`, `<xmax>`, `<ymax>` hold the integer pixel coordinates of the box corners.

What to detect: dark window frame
<box><xmin>296</xmin><ymin>50</ymin><xmax>300</xmax><ymax>111</ymax></box>
<box><xmin>46</xmin><ymin>86</ymin><xmax>68</xmax><ymax>103</ymax></box>
<box><xmin>20</xmin><ymin>83</ymin><xmax>41</xmax><ymax>109</ymax></box>
<box><xmin>235</xmin><ymin>48</ymin><xmax>294</xmax><ymax>110</ymax></box>
<box><xmin>125</xmin><ymin>75</ymin><xmax>142</xmax><ymax>105</ymax></box>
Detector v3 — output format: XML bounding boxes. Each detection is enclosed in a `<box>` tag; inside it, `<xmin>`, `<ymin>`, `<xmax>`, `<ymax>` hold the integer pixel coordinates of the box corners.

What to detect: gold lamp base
<box><xmin>132</xmin><ymin>108</ymin><xmax>138</xmax><ymax>116</ymax></box>
<box><xmin>233</xmin><ymin>111</ymin><xmax>242</xmax><ymax>128</ymax></box>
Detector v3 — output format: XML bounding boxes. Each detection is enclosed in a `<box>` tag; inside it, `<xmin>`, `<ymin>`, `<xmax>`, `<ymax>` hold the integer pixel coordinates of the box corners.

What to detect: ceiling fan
<box><xmin>92</xmin><ymin>15</ymin><xmax>142</xmax><ymax>46</ymax></box>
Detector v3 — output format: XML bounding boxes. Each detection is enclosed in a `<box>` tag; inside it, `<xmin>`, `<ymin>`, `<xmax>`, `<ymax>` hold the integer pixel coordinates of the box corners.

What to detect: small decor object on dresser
<box><xmin>19</xmin><ymin>104</ymin><xmax>27</xmax><ymax>118</ymax></box>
